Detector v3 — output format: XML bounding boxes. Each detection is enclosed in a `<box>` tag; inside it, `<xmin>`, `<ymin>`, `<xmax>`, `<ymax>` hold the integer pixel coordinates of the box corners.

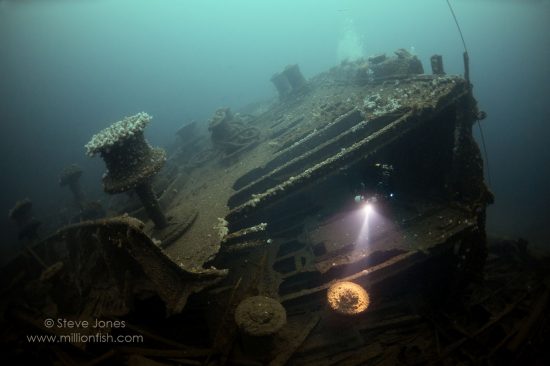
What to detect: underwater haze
<box><xmin>0</xmin><ymin>0</ymin><xmax>549</xmax><ymax>257</ymax></box>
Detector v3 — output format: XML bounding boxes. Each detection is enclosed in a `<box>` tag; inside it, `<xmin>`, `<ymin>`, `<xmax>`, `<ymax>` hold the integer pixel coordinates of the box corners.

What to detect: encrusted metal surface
<box><xmin>6</xmin><ymin>216</ymin><xmax>226</xmax><ymax>318</ymax></box>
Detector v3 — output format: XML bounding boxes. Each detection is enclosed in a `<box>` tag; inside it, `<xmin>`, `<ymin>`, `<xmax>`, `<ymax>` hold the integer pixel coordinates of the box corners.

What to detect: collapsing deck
<box><xmin>213</xmin><ymin>72</ymin><xmax>491</xmax><ymax>288</ymax></box>
<box><xmin>1</xmin><ymin>51</ymin><xmax>509</xmax><ymax>365</ymax></box>
<box><xmin>198</xmin><ymin>63</ymin><xmax>494</xmax><ymax>362</ymax></box>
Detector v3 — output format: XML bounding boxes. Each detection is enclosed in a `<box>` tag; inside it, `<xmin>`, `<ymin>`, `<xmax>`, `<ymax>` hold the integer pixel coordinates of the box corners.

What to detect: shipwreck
<box><xmin>3</xmin><ymin>50</ymin><xmax>547</xmax><ymax>366</ymax></box>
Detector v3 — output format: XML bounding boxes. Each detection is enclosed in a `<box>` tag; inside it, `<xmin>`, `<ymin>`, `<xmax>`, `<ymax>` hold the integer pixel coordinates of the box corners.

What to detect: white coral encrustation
<box><xmin>213</xmin><ymin>218</ymin><xmax>229</xmax><ymax>240</ymax></box>
<box><xmin>85</xmin><ymin>112</ymin><xmax>152</xmax><ymax>156</ymax></box>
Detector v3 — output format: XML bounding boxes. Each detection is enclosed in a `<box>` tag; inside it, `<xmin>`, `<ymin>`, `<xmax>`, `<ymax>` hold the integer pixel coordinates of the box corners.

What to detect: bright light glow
<box><xmin>327</xmin><ymin>281</ymin><xmax>370</xmax><ymax>315</ymax></box>
<box><xmin>362</xmin><ymin>203</ymin><xmax>372</xmax><ymax>215</ymax></box>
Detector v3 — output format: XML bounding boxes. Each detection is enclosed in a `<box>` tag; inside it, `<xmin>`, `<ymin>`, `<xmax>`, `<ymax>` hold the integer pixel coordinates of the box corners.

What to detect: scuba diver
<box><xmin>353</xmin><ymin>162</ymin><xmax>395</xmax><ymax>209</ymax></box>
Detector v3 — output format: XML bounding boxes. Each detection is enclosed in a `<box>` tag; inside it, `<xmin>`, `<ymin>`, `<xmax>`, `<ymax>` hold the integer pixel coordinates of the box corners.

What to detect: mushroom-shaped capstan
<box><xmin>59</xmin><ymin>164</ymin><xmax>82</xmax><ymax>187</ymax></box>
<box><xmin>8</xmin><ymin>198</ymin><xmax>33</xmax><ymax>224</ymax></box>
<box><xmin>85</xmin><ymin>112</ymin><xmax>152</xmax><ymax>157</ymax></box>
<box><xmin>85</xmin><ymin>112</ymin><xmax>167</xmax><ymax>229</ymax></box>
<box><xmin>235</xmin><ymin>296</ymin><xmax>287</xmax><ymax>336</ymax></box>
<box><xmin>59</xmin><ymin>164</ymin><xmax>86</xmax><ymax>208</ymax></box>
<box><xmin>327</xmin><ymin>281</ymin><xmax>370</xmax><ymax>315</ymax></box>
<box><xmin>9</xmin><ymin>198</ymin><xmax>41</xmax><ymax>241</ymax></box>
<box><xmin>208</xmin><ymin>108</ymin><xmax>233</xmax><ymax>131</ymax></box>
<box><xmin>176</xmin><ymin>120</ymin><xmax>197</xmax><ymax>139</ymax></box>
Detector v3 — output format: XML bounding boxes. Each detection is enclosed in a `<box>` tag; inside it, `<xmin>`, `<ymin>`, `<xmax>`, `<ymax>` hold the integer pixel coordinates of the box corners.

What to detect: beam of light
<box><xmin>357</xmin><ymin>203</ymin><xmax>373</xmax><ymax>244</ymax></box>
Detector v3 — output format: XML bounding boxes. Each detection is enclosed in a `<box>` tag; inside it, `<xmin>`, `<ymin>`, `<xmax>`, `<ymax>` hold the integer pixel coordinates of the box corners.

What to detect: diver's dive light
<box><xmin>362</xmin><ymin>202</ymin><xmax>373</xmax><ymax>215</ymax></box>
<box><xmin>355</xmin><ymin>195</ymin><xmax>378</xmax><ymax>216</ymax></box>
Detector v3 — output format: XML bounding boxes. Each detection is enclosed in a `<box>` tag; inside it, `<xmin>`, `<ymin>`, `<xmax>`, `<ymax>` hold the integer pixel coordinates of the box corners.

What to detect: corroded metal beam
<box><xmin>228</xmin><ymin>112</ymin><xmax>399</xmax><ymax>209</ymax></box>
<box><xmin>233</xmin><ymin>108</ymin><xmax>363</xmax><ymax>191</ymax></box>
<box><xmin>227</xmin><ymin>83</ymin><xmax>469</xmax><ymax>228</ymax></box>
